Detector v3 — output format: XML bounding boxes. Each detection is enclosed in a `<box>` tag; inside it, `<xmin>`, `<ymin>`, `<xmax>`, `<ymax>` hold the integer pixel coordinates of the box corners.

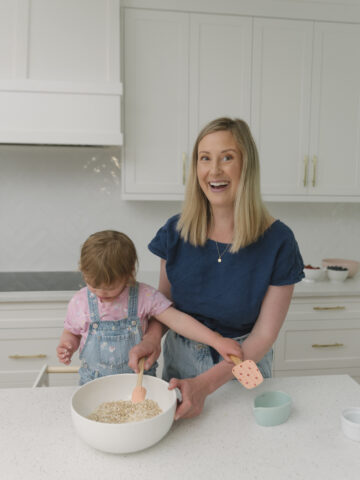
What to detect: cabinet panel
<box><xmin>309</xmin><ymin>22</ymin><xmax>360</xmax><ymax>195</ymax></box>
<box><xmin>123</xmin><ymin>9</ymin><xmax>189</xmax><ymax>196</ymax></box>
<box><xmin>189</xmin><ymin>14</ymin><xmax>252</xmax><ymax>146</ymax></box>
<box><xmin>28</xmin><ymin>0</ymin><xmax>115</xmax><ymax>81</ymax></box>
<box><xmin>252</xmin><ymin>18</ymin><xmax>313</xmax><ymax>195</ymax></box>
<box><xmin>0</xmin><ymin>0</ymin><xmax>16</xmax><ymax>78</ymax></box>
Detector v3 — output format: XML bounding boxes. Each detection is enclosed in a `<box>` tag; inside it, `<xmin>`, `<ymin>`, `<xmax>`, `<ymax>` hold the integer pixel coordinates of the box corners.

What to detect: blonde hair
<box><xmin>79</xmin><ymin>230</ymin><xmax>138</xmax><ymax>287</ymax></box>
<box><xmin>177</xmin><ymin>117</ymin><xmax>272</xmax><ymax>252</ymax></box>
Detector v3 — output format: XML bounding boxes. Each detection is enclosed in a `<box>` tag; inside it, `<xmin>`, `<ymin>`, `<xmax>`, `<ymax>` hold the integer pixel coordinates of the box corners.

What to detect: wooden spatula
<box><xmin>230</xmin><ymin>355</ymin><xmax>264</xmax><ymax>389</ymax></box>
<box><xmin>131</xmin><ymin>357</ymin><xmax>146</xmax><ymax>403</ymax></box>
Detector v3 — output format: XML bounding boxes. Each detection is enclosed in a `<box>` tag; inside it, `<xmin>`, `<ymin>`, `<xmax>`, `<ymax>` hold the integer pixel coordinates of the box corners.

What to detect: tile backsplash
<box><xmin>1</xmin><ymin>145</ymin><xmax>359</xmax><ymax>273</ymax></box>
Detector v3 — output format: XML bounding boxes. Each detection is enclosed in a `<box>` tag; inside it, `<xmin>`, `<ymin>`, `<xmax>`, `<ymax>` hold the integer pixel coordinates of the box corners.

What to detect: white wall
<box><xmin>1</xmin><ymin>144</ymin><xmax>359</xmax><ymax>274</ymax></box>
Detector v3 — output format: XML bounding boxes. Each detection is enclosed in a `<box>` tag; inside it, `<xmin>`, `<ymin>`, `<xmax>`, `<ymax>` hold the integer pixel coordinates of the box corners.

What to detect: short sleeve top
<box><xmin>64</xmin><ymin>282</ymin><xmax>172</xmax><ymax>351</ymax></box>
<box><xmin>148</xmin><ymin>214</ymin><xmax>304</xmax><ymax>338</ymax></box>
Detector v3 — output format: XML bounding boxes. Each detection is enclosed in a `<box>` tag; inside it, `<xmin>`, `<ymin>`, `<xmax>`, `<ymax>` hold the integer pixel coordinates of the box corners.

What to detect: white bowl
<box><xmin>71</xmin><ymin>374</ymin><xmax>176</xmax><ymax>454</ymax></box>
<box><xmin>327</xmin><ymin>268</ymin><xmax>349</xmax><ymax>283</ymax></box>
<box><xmin>303</xmin><ymin>267</ymin><xmax>324</xmax><ymax>282</ymax></box>
<box><xmin>341</xmin><ymin>408</ymin><xmax>360</xmax><ymax>441</ymax></box>
<box><xmin>322</xmin><ymin>259</ymin><xmax>360</xmax><ymax>278</ymax></box>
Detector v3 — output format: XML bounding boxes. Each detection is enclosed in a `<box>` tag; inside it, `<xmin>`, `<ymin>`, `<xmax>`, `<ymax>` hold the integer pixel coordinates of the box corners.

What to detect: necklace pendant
<box><xmin>218</xmin><ymin>258</ymin><xmax>222</xmax><ymax>263</ymax></box>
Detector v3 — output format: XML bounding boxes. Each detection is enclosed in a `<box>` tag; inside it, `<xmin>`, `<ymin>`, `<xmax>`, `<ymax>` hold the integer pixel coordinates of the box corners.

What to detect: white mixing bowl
<box><xmin>71</xmin><ymin>374</ymin><xmax>177</xmax><ymax>454</ymax></box>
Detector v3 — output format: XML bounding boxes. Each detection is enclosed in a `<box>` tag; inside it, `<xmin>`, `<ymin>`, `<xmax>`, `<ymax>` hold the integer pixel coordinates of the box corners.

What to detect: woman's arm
<box><xmin>170</xmin><ymin>284</ymin><xmax>294</xmax><ymax>419</ymax></box>
<box><xmin>240</xmin><ymin>284</ymin><xmax>294</xmax><ymax>362</ymax></box>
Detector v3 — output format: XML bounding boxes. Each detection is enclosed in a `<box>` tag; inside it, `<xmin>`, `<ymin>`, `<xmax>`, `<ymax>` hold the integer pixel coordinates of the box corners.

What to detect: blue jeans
<box><xmin>162</xmin><ymin>330</ymin><xmax>273</xmax><ymax>381</ymax></box>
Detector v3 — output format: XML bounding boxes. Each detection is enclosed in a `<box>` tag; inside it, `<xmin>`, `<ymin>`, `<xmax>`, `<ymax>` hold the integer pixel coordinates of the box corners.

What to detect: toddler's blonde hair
<box><xmin>79</xmin><ymin>230</ymin><xmax>138</xmax><ymax>287</ymax></box>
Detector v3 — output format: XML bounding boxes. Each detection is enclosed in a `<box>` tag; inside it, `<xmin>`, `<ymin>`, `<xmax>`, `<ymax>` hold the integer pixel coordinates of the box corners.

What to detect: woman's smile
<box><xmin>197</xmin><ymin>130</ymin><xmax>242</xmax><ymax>207</ymax></box>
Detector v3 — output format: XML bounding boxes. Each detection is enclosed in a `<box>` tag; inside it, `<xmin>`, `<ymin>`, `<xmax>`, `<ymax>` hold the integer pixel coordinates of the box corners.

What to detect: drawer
<box><xmin>288</xmin><ymin>298</ymin><xmax>360</xmax><ymax>319</ymax></box>
<box><xmin>274</xmin><ymin>319</ymin><xmax>360</xmax><ymax>371</ymax></box>
<box><xmin>0</xmin><ymin>327</ymin><xmax>79</xmax><ymax>371</ymax></box>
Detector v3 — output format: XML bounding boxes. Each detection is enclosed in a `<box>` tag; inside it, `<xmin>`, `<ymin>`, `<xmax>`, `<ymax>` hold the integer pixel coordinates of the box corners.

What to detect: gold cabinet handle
<box><xmin>312</xmin><ymin>155</ymin><xmax>317</xmax><ymax>187</ymax></box>
<box><xmin>312</xmin><ymin>343</ymin><xmax>344</xmax><ymax>348</ymax></box>
<box><xmin>303</xmin><ymin>155</ymin><xmax>309</xmax><ymax>187</ymax></box>
<box><xmin>182</xmin><ymin>152</ymin><xmax>187</xmax><ymax>185</ymax></box>
<box><xmin>9</xmin><ymin>354</ymin><xmax>47</xmax><ymax>359</ymax></box>
<box><xmin>313</xmin><ymin>306</ymin><xmax>345</xmax><ymax>311</ymax></box>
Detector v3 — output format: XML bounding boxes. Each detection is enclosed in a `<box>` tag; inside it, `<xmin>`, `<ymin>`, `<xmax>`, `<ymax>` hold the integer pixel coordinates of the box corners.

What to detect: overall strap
<box><xmin>127</xmin><ymin>282</ymin><xmax>139</xmax><ymax>318</ymax></box>
<box><xmin>87</xmin><ymin>288</ymin><xmax>100</xmax><ymax>323</ymax></box>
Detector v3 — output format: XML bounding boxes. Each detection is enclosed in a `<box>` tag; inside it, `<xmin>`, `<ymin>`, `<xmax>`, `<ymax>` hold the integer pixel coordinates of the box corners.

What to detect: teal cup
<box><xmin>253</xmin><ymin>391</ymin><xmax>292</xmax><ymax>427</ymax></box>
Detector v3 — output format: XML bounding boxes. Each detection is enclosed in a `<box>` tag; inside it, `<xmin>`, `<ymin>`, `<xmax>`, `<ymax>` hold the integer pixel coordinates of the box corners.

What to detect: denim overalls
<box><xmin>78</xmin><ymin>282</ymin><xmax>156</xmax><ymax>385</ymax></box>
<box><xmin>162</xmin><ymin>331</ymin><xmax>273</xmax><ymax>382</ymax></box>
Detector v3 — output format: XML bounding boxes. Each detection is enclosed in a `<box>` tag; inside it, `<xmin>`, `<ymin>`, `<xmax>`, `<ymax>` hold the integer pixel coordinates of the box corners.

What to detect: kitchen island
<box><xmin>1</xmin><ymin>375</ymin><xmax>359</xmax><ymax>480</ymax></box>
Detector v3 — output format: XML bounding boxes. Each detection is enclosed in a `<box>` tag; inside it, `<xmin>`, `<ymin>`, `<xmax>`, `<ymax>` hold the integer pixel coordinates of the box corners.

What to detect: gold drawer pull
<box><xmin>303</xmin><ymin>155</ymin><xmax>309</xmax><ymax>187</ymax></box>
<box><xmin>313</xmin><ymin>306</ymin><xmax>346</xmax><ymax>311</ymax></box>
<box><xmin>9</xmin><ymin>354</ymin><xmax>47</xmax><ymax>359</ymax></box>
<box><xmin>312</xmin><ymin>343</ymin><xmax>344</xmax><ymax>348</ymax></box>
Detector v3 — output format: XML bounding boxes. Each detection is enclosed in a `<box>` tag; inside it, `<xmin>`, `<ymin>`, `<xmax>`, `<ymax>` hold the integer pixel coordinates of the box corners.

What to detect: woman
<box><xmin>128</xmin><ymin>117</ymin><xmax>304</xmax><ymax>420</ymax></box>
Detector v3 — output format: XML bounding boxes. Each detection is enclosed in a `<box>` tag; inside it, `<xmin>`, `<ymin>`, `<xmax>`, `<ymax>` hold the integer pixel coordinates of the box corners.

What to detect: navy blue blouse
<box><xmin>148</xmin><ymin>215</ymin><xmax>304</xmax><ymax>339</ymax></box>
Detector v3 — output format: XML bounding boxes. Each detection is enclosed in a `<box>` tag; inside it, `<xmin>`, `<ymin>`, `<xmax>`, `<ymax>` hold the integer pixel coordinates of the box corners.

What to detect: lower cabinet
<box><xmin>0</xmin><ymin>297</ymin><xmax>79</xmax><ymax>388</ymax></box>
<box><xmin>273</xmin><ymin>295</ymin><xmax>360</xmax><ymax>383</ymax></box>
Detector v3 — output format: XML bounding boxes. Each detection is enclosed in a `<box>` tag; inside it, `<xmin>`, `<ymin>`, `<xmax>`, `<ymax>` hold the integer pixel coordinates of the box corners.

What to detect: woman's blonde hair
<box><xmin>177</xmin><ymin>117</ymin><xmax>272</xmax><ymax>252</ymax></box>
<box><xmin>79</xmin><ymin>230</ymin><xmax>138</xmax><ymax>287</ymax></box>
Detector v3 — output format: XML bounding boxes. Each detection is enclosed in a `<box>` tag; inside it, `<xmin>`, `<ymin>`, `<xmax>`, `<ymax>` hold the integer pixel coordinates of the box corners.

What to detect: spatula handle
<box><xmin>230</xmin><ymin>355</ymin><xmax>242</xmax><ymax>365</ymax></box>
<box><xmin>137</xmin><ymin>357</ymin><xmax>145</xmax><ymax>386</ymax></box>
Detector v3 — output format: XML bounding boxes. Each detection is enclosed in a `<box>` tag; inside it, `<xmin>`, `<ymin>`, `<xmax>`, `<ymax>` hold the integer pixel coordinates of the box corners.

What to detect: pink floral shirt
<box><xmin>64</xmin><ymin>282</ymin><xmax>172</xmax><ymax>351</ymax></box>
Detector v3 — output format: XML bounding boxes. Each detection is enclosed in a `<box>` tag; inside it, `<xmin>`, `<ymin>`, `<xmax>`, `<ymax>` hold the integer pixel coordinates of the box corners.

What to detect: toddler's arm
<box><xmin>56</xmin><ymin>329</ymin><xmax>81</xmax><ymax>365</ymax></box>
<box><xmin>155</xmin><ymin>307</ymin><xmax>243</xmax><ymax>363</ymax></box>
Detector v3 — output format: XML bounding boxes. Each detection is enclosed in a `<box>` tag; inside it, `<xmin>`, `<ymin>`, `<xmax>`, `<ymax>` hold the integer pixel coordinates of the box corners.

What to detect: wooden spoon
<box><xmin>131</xmin><ymin>357</ymin><xmax>146</xmax><ymax>403</ymax></box>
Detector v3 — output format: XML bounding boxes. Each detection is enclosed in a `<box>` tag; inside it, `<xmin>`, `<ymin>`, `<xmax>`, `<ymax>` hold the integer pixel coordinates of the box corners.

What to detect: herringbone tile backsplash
<box><xmin>1</xmin><ymin>145</ymin><xmax>359</xmax><ymax>272</ymax></box>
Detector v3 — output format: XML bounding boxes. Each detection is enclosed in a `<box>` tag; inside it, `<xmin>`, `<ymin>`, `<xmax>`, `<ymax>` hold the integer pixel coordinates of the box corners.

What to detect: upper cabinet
<box><xmin>122</xmin><ymin>1</ymin><xmax>360</xmax><ymax>202</ymax></box>
<box><xmin>253</xmin><ymin>18</ymin><xmax>360</xmax><ymax>200</ymax></box>
<box><xmin>122</xmin><ymin>9</ymin><xmax>252</xmax><ymax>200</ymax></box>
<box><xmin>0</xmin><ymin>0</ymin><xmax>122</xmax><ymax>146</ymax></box>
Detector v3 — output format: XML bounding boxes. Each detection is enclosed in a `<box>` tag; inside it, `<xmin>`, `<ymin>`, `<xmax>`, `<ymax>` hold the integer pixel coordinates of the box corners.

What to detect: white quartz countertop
<box><xmin>1</xmin><ymin>375</ymin><xmax>360</xmax><ymax>480</ymax></box>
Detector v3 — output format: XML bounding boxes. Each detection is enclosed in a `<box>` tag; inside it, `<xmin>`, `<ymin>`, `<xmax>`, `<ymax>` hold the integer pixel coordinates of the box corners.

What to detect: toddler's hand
<box><xmin>56</xmin><ymin>343</ymin><xmax>74</xmax><ymax>365</ymax></box>
<box><xmin>214</xmin><ymin>336</ymin><xmax>243</xmax><ymax>364</ymax></box>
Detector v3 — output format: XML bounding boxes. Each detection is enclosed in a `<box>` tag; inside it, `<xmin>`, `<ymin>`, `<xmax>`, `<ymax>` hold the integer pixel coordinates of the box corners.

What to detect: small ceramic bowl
<box><xmin>341</xmin><ymin>408</ymin><xmax>360</xmax><ymax>441</ymax></box>
<box><xmin>253</xmin><ymin>391</ymin><xmax>292</xmax><ymax>427</ymax></box>
<box><xmin>327</xmin><ymin>267</ymin><xmax>349</xmax><ymax>283</ymax></box>
<box><xmin>303</xmin><ymin>267</ymin><xmax>324</xmax><ymax>282</ymax></box>
<box><xmin>322</xmin><ymin>259</ymin><xmax>360</xmax><ymax>278</ymax></box>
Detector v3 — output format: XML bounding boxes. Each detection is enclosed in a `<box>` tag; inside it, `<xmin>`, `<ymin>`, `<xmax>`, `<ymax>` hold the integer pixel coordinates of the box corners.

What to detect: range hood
<box><xmin>0</xmin><ymin>80</ymin><xmax>123</xmax><ymax>147</ymax></box>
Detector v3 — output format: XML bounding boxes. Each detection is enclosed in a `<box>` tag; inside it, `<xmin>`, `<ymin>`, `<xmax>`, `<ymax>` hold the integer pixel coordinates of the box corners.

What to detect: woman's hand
<box><xmin>128</xmin><ymin>336</ymin><xmax>161</xmax><ymax>372</ymax></box>
<box><xmin>168</xmin><ymin>376</ymin><xmax>209</xmax><ymax>420</ymax></box>
<box><xmin>212</xmin><ymin>336</ymin><xmax>243</xmax><ymax>364</ymax></box>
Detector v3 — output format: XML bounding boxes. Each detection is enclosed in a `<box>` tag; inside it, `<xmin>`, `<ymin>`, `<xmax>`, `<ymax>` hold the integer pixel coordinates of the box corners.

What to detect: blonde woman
<box><xmin>129</xmin><ymin>118</ymin><xmax>304</xmax><ymax>419</ymax></box>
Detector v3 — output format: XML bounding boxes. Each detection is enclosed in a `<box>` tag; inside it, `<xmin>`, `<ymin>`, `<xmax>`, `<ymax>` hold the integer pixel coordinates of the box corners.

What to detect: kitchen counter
<box><xmin>1</xmin><ymin>375</ymin><xmax>360</xmax><ymax>480</ymax></box>
<box><xmin>1</xmin><ymin>271</ymin><xmax>360</xmax><ymax>302</ymax></box>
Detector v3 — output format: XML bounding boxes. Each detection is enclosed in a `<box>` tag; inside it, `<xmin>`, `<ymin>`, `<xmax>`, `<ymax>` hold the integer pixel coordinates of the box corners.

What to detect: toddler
<box><xmin>57</xmin><ymin>230</ymin><xmax>242</xmax><ymax>384</ymax></box>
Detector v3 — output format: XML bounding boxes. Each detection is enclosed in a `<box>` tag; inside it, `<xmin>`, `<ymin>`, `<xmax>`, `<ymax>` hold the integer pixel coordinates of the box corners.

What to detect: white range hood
<box><xmin>0</xmin><ymin>0</ymin><xmax>122</xmax><ymax>147</ymax></box>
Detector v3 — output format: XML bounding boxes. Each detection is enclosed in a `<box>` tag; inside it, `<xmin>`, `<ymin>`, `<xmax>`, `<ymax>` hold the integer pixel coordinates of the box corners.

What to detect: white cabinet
<box><xmin>0</xmin><ymin>0</ymin><xmax>122</xmax><ymax>146</ymax></box>
<box><xmin>122</xmin><ymin>9</ymin><xmax>252</xmax><ymax>200</ymax></box>
<box><xmin>188</xmin><ymin>14</ymin><xmax>252</xmax><ymax>148</ymax></box>
<box><xmin>273</xmin><ymin>296</ymin><xmax>360</xmax><ymax>383</ymax></box>
<box><xmin>123</xmin><ymin>9</ymin><xmax>189</xmax><ymax>199</ymax></box>
<box><xmin>253</xmin><ymin>18</ymin><xmax>360</xmax><ymax>200</ymax></box>
<box><xmin>0</xmin><ymin>296</ymin><xmax>79</xmax><ymax>388</ymax></box>
<box><xmin>252</xmin><ymin>18</ymin><xmax>313</xmax><ymax>196</ymax></box>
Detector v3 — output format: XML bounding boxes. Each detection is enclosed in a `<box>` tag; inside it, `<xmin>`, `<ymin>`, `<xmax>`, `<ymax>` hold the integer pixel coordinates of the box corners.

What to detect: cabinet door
<box><xmin>309</xmin><ymin>22</ymin><xmax>360</xmax><ymax>196</ymax></box>
<box><xmin>189</xmin><ymin>14</ymin><xmax>252</xmax><ymax>148</ymax></box>
<box><xmin>123</xmin><ymin>9</ymin><xmax>189</xmax><ymax>198</ymax></box>
<box><xmin>252</xmin><ymin>18</ymin><xmax>313</xmax><ymax>196</ymax></box>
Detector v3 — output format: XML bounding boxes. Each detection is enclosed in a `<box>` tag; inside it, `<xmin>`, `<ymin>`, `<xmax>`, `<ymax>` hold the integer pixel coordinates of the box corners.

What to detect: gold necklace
<box><xmin>215</xmin><ymin>241</ymin><xmax>231</xmax><ymax>263</ymax></box>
